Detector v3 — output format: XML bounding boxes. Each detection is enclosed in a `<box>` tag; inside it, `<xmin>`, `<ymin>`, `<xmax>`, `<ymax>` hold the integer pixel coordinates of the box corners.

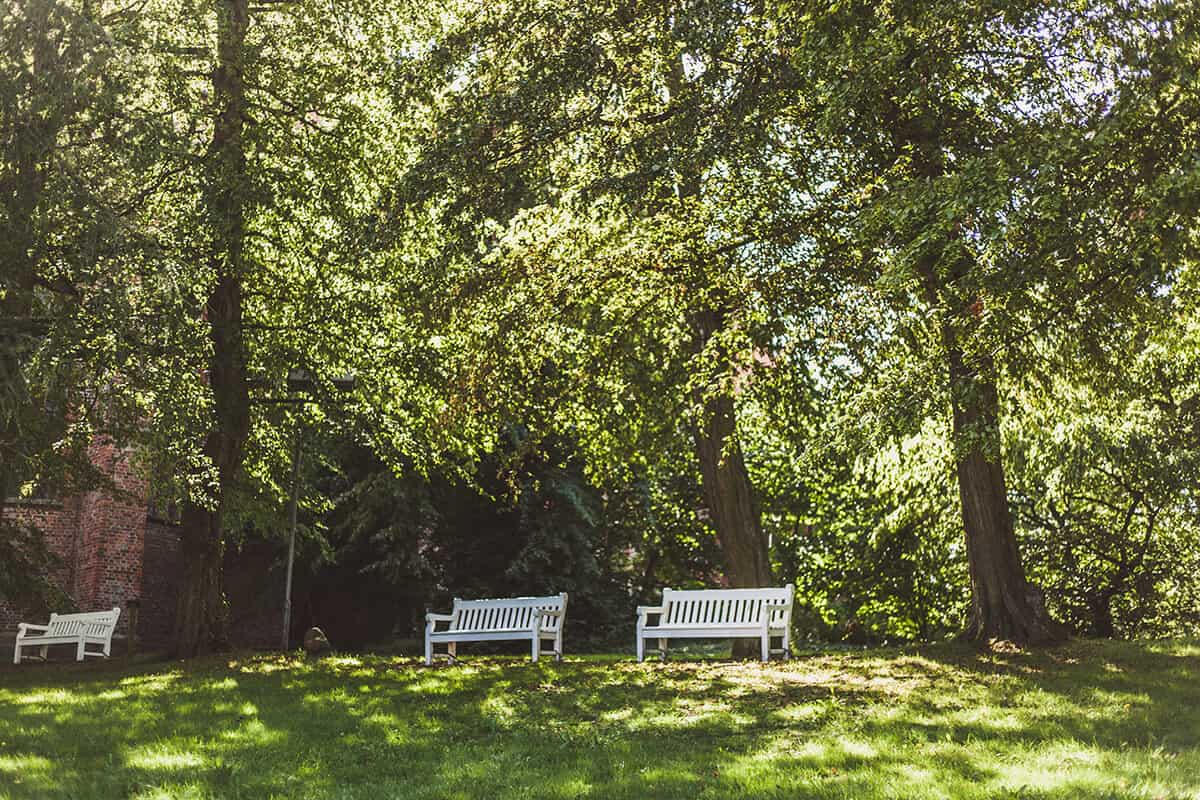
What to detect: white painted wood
<box><xmin>424</xmin><ymin>593</ymin><xmax>567</xmax><ymax>665</ymax></box>
<box><xmin>13</xmin><ymin>608</ymin><xmax>121</xmax><ymax>664</ymax></box>
<box><xmin>635</xmin><ymin>587</ymin><xmax>793</xmax><ymax>663</ymax></box>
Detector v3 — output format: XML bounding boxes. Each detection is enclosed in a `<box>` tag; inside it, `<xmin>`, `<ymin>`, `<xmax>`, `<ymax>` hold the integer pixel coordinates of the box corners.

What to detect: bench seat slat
<box><xmin>428</xmin><ymin>630</ymin><xmax>557</xmax><ymax>643</ymax></box>
<box><xmin>18</xmin><ymin>633</ymin><xmax>115</xmax><ymax>643</ymax></box>
<box><xmin>16</xmin><ymin>635</ymin><xmax>111</xmax><ymax>646</ymax></box>
<box><xmin>431</xmin><ymin>627</ymin><xmax>553</xmax><ymax>636</ymax></box>
<box><xmin>641</xmin><ymin>625</ymin><xmax>787</xmax><ymax>636</ymax></box>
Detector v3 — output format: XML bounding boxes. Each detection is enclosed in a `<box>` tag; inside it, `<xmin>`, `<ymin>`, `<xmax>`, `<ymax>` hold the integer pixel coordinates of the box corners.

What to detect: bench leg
<box><xmin>531</xmin><ymin>636</ymin><xmax>539</xmax><ymax>663</ymax></box>
<box><xmin>12</xmin><ymin>642</ymin><xmax>20</xmax><ymax>665</ymax></box>
<box><xmin>636</xmin><ymin>630</ymin><xmax>644</xmax><ymax>662</ymax></box>
<box><xmin>555</xmin><ymin>631</ymin><xmax>563</xmax><ymax>662</ymax></box>
<box><xmin>658</xmin><ymin>638</ymin><xmax>668</xmax><ymax>661</ymax></box>
<box><xmin>425</xmin><ymin>639</ymin><xmax>460</xmax><ymax>666</ymax></box>
<box><xmin>77</xmin><ymin>639</ymin><xmax>86</xmax><ymax>662</ymax></box>
<box><xmin>760</xmin><ymin>635</ymin><xmax>769</xmax><ymax>663</ymax></box>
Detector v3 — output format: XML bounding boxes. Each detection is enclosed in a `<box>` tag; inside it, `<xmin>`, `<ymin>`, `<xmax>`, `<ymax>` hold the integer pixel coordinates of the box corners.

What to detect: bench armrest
<box><xmin>17</xmin><ymin>623</ymin><xmax>48</xmax><ymax>635</ymax></box>
<box><xmin>425</xmin><ymin>613</ymin><xmax>453</xmax><ymax>631</ymax></box>
<box><xmin>636</xmin><ymin>606</ymin><xmax>665</xmax><ymax>621</ymax></box>
<box><xmin>759</xmin><ymin>600</ymin><xmax>790</xmax><ymax>624</ymax></box>
<box><xmin>532</xmin><ymin>608</ymin><xmax>564</xmax><ymax>630</ymax></box>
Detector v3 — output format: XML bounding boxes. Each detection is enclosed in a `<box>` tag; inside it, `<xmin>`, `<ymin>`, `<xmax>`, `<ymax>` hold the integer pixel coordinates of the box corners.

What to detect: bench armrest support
<box><xmin>636</xmin><ymin>606</ymin><xmax>665</xmax><ymax>623</ymax></box>
<box><xmin>532</xmin><ymin>608</ymin><xmax>564</xmax><ymax>632</ymax></box>
<box><xmin>425</xmin><ymin>613</ymin><xmax>453</xmax><ymax>631</ymax></box>
<box><xmin>759</xmin><ymin>600</ymin><xmax>790</xmax><ymax>625</ymax></box>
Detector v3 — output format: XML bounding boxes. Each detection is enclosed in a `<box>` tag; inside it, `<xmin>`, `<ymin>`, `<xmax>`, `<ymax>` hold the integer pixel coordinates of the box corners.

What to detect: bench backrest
<box><xmin>660</xmin><ymin>587</ymin><xmax>793</xmax><ymax>627</ymax></box>
<box><xmin>46</xmin><ymin>607</ymin><xmax>121</xmax><ymax>639</ymax></box>
<box><xmin>451</xmin><ymin>594</ymin><xmax>567</xmax><ymax>631</ymax></box>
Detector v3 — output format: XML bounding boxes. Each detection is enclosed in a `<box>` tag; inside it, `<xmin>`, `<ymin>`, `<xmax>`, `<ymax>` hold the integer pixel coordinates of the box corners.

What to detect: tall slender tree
<box><xmin>782</xmin><ymin>0</ymin><xmax>1198</xmax><ymax>642</ymax></box>
<box><xmin>162</xmin><ymin>0</ymin><xmax>405</xmax><ymax>655</ymax></box>
<box><xmin>169</xmin><ymin>0</ymin><xmax>252</xmax><ymax>657</ymax></box>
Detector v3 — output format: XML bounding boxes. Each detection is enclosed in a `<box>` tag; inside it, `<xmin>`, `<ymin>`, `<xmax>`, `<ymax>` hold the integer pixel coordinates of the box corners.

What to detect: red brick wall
<box><xmin>0</xmin><ymin>498</ymin><xmax>82</xmax><ymax>631</ymax></box>
<box><xmin>1</xmin><ymin>440</ymin><xmax>151</xmax><ymax>641</ymax></box>
<box><xmin>2</xmin><ymin>437</ymin><xmax>284</xmax><ymax>652</ymax></box>
<box><xmin>73</xmin><ymin>441</ymin><xmax>147</xmax><ymax>632</ymax></box>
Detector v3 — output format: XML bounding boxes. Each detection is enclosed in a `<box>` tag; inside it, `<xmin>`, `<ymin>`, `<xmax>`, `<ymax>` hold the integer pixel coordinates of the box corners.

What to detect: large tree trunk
<box><xmin>173</xmin><ymin>503</ymin><xmax>228</xmax><ymax>655</ymax></box>
<box><xmin>898</xmin><ymin>96</ymin><xmax>1063</xmax><ymax>648</ymax></box>
<box><xmin>171</xmin><ymin>0</ymin><xmax>251</xmax><ymax>658</ymax></box>
<box><xmin>949</xmin><ymin>344</ymin><xmax>1063</xmax><ymax>645</ymax></box>
<box><xmin>172</xmin><ymin>274</ymin><xmax>249</xmax><ymax>657</ymax></box>
<box><xmin>1089</xmin><ymin>592</ymin><xmax>1115</xmax><ymax>638</ymax></box>
<box><xmin>692</xmin><ymin>391</ymin><xmax>772</xmax><ymax>589</ymax></box>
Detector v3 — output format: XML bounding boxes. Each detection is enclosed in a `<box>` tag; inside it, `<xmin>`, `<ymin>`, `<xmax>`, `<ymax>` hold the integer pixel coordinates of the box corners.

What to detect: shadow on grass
<box><xmin>0</xmin><ymin>640</ymin><xmax>1197</xmax><ymax>799</ymax></box>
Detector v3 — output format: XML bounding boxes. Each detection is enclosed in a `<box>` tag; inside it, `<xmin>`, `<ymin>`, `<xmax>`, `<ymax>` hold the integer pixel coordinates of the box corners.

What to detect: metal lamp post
<box><xmin>281</xmin><ymin>423</ymin><xmax>304</xmax><ymax>651</ymax></box>
<box><xmin>279</xmin><ymin>369</ymin><xmax>355</xmax><ymax>651</ymax></box>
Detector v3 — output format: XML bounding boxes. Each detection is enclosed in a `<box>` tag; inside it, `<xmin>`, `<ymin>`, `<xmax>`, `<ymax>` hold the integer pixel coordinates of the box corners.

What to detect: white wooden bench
<box><xmin>636</xmin><ymin>587</ymin><xmax>793</xmax><ymax>662</ymax></box>
<box><xmin>13</xmin><ymin>607</ymin><xmax>121</xmax><ymax>664</ymax></box>
<box><xmin>424</xmin><ymin>593</ymin><xmax>567</xmax><ymax>665</ymax></box>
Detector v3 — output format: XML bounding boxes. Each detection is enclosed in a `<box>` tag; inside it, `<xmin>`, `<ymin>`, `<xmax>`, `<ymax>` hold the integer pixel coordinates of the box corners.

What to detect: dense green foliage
<box><xmin>1</xmin><ymin>641</ymin><xmax>1198</xmax><ymax>798</ymax></box>
<box><xmin>1</xmin><ymin>0</ymin><xmax>1198</xmax><ymax>646</ymax></box>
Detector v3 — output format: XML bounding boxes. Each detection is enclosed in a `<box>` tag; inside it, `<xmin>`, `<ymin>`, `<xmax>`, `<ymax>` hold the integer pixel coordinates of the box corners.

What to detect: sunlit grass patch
<box><xmin>10</xmin><ymin>688</ymin><xmax>74</xmax><ymax>706</ymax></box>
<box><xmin>117</xmin><ymin>672</ymin><xmax>181</xmax><ymax>691</ymax></box>
<box><xmin>125</xmin><ymin>745</ymin><xmax>206</xmax><ymax>771</ymax></box>
<box><xmin>0</xmin><ymin>640</ymin><xmax>1197</xmax><ymax>799</ymax></box>
<box><xmin>0</xmin><ymin>754</ymin><xmax>53</xmax><ymax>775</ymax></box>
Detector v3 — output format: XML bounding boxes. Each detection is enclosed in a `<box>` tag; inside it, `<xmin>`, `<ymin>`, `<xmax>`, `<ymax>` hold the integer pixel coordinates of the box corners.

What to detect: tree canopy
<box><xmin>1</xmin><ymin>0</ymin><xmax>1198</xmax><ymax>652</ymax></box>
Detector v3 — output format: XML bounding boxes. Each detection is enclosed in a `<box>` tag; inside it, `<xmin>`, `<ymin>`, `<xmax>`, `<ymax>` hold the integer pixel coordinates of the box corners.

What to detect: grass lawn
<box><xmin>0</xmin><ymin>640</ymin><xmax>1197</xmax><ymax>799</ymax></box>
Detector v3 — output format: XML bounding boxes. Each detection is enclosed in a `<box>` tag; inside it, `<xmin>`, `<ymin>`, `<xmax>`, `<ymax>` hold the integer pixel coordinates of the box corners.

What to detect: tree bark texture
<box><xmin>1089</xmin><ymin>593</ymin><xmax>1115</xmax><ymax>638</ymax></box>
<box><xmin>692</xmin><ymin>391</ymin><xmax>773</xmax><ymax>589</ymax></box>
<box><xmin>948</xmin><ymin>343</ymin><xmax>1063</xmax><ymax>645</ymax></box>
<box><xmin>171</xmin><ymin>0</ymin><xmax>252</xmax><ymax>658</ymax></box>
